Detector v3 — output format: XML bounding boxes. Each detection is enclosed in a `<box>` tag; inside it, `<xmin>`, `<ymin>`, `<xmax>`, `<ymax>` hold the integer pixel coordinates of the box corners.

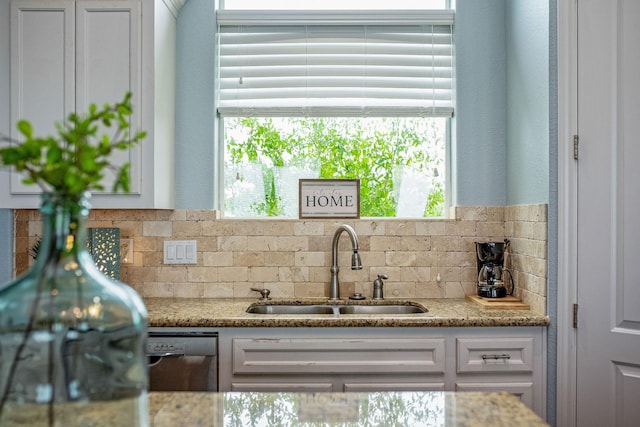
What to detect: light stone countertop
<box><xmin>144</xmin><ymin>297</ymin><xmax>550</xmax><ymax>328</ymax></box>
<box><xmin>148</xmin><ymin>391</ymin><xmax>549</xmax><ymax>426</ymax></box>
<box><xmin>0</xmin><ymin>391</ymin><xmax>549</xmax><ymax>426</ymax></box>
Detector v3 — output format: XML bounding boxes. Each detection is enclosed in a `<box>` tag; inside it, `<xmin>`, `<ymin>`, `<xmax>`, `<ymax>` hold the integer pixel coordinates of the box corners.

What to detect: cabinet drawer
<box><xmin>456</xmin><ymin>337</ymin><xmax>534</xmax><ymax>373</ymax></box>
<box><xmin>233</xmin><ymin>338</ymin><xmax>445</xmax><ymax>375</ymax></box>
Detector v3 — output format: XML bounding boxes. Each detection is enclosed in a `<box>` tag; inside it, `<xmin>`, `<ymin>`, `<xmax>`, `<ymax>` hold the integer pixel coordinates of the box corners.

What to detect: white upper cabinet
<box><xmin>4</xmin><ymin>0</ymin><xmax>176</xmax><ymax>208</ymax></box>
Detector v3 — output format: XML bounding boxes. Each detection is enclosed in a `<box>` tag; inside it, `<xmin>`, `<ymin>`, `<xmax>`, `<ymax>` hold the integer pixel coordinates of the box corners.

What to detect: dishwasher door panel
<box><xmin>149</xmin><ymin>354</ymin><xmax>217</xmax><ymax>391</ymax></box>
<box><xmin>147</xmin><ymin>332</ymin><xmax>218</xmax><ymax>392</ymax></box>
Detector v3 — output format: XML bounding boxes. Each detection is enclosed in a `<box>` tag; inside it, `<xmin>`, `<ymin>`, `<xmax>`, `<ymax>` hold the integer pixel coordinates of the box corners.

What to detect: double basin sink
<box><xmin>246</xmin><ymin>301</ymin><xmax>428</xmax><ymax>315</ymax></box>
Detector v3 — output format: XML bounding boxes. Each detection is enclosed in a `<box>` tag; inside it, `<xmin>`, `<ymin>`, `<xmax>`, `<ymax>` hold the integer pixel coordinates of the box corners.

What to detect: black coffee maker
<box><xmin>475</xmin><ymin>239</ymin><xmax>514</xmax><ymax>298</ymax></box>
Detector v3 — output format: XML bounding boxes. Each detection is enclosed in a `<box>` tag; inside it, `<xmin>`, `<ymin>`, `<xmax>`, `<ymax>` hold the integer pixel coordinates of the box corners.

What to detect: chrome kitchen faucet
<box><xmin>329</xmin><ymin>224</ymin><xmax>363</xmax><ymax>300</ymax></box>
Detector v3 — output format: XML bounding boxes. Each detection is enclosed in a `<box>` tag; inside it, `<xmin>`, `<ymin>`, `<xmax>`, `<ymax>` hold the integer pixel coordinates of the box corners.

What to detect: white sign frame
<box><xmin>299</xmin><ymin>179</ymin><xmax>360</xmax><ymax>219</ymax></box>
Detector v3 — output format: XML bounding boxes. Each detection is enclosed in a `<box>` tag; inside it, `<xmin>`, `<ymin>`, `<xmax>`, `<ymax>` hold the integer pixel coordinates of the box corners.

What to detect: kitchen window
<box><xmin>217</xmin><ymin>1</ymin><xmax>454</xmax><ymax>218</ymax></box>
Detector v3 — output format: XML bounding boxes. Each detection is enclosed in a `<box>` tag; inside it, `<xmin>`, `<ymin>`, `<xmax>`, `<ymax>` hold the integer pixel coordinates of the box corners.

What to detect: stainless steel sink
<box><xmin>246</xmin><ymin>302</ymin><xmax>428</xmax><ymax>315</ymax></box>
<box><xmin>337</xmin><ymin>304</ymin><xmax>427</xmax><ymax>314</ymax></box>
<box><xmin>246</xmin><ymin>304</ymin><xmax>336</xmax><ymax>315</ymax></box>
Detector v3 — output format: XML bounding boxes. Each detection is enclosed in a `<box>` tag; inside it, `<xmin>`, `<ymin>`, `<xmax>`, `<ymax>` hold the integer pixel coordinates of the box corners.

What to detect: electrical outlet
<box><xmin>120</xmin><ymin>239</ymin><xmax>134</xmax><ymax>264</ymax></box>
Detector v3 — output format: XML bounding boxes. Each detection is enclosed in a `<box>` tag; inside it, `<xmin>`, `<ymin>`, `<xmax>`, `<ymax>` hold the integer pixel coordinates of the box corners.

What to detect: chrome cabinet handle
<box><xmin>481</xmin><ymin>354</ymin><xmax>511</xmax><ymax>360</ymax></box>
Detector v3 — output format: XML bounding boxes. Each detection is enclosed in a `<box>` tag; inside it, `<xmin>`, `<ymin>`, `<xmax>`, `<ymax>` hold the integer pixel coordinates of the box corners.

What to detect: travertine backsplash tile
<box><xmin>13</xmin><ymin>204</ymin><xmax>548</xmax><ymax>314</ymax></box>
<box><xmin>504</xmin><ymin>204</ymin><xmax>548</xmax><ymax>314</ymax></box>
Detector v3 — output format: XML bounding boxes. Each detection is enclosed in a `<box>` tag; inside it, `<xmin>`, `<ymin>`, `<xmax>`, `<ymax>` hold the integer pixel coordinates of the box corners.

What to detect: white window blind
<box><xmin>217</xmin><ymin>10</ymin><xmax>454</xmax><ymax>117</ymax></box>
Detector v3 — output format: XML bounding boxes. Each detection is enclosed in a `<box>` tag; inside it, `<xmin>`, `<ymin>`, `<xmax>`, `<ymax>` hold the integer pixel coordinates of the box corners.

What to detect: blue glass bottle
<box><xmin>0</xmin><ymin>192</ymin><xmax>148</xmax><ymax>426</ymax></box>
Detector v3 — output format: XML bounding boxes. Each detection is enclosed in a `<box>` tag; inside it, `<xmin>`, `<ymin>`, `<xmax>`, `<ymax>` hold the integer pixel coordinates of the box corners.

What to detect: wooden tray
<box><xmin>466</xmin><ymin>294</ymin><xmax>530</xmax><ymax>310</ymax></box>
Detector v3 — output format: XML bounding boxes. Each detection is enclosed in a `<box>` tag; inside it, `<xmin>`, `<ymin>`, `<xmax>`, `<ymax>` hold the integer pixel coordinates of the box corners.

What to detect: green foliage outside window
<box><xmin>225</xmin><ymin>117</ymin><xmax>446</xmax><ymax>218</ymax></box>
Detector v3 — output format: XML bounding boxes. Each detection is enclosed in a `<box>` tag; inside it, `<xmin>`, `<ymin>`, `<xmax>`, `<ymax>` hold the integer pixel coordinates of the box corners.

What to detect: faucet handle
<box><xmin>372</xmin><ymin>274</ymin><xmax>388</xmax><ymax>300</ymax></box>
<box><xmin>250</xmin><ymin>287</ymin><xmax>271</xmax><ymax>301</ymax></box>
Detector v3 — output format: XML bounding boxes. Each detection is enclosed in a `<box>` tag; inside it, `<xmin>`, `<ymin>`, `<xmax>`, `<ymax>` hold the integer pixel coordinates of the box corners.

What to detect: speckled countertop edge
<box><xmin>144</xmin><ymin>297</ymin><xmax>550</xmax><ymax>328</ymax></box>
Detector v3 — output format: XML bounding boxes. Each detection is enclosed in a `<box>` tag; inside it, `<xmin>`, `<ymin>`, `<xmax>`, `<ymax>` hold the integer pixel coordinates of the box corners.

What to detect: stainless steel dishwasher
<box><xmin>147</xmin><ymin>328</ymin><xmax>218</xmax><ymax>391</ymax></box>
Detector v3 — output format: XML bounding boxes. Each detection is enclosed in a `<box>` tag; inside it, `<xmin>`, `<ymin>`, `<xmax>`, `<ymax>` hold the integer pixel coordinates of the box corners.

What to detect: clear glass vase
<box><xmin>0</xmin><ymin>192</ymin><xmax>148</xmax><ymax>426</ymax></box>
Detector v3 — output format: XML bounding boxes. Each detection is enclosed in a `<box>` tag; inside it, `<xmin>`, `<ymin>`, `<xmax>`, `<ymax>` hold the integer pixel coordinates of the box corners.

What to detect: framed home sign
<box><xmin>299</xmin><ymin>179</ymin><xmax>360</xmax><ymax>219</ymax></box>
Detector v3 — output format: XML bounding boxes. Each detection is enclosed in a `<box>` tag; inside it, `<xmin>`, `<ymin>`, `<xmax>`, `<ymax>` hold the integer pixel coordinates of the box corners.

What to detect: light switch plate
<box><xmin>163</xmin><ymin>240</ymin><xmax>197</xmax><ymax>264</ymax></box>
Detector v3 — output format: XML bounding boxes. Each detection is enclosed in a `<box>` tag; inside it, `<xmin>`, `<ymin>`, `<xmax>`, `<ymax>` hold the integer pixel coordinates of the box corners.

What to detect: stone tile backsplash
<box><xmin>14</xmin><ymin>204</ymin><xmax>548</xmax><ymax>314</ymax></box>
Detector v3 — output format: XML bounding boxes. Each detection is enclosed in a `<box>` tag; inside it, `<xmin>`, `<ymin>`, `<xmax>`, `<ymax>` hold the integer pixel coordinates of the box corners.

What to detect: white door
<box><xmin>576</xmin><ymin>0</ymin><xmax>640</xmax><ymax>426</ymax></box>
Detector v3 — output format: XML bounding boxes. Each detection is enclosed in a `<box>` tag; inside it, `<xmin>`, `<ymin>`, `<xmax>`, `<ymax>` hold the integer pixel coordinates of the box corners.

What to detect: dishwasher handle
<box><xmin>149</xmin><ymin>352</ymin><xmax>184</xmax><ymax>357</ymax></box>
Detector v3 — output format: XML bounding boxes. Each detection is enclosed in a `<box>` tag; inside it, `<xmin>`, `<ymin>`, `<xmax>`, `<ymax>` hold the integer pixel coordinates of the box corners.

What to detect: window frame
<box><xmin>221</xmin><ymin>0</ymin><xmax>451</xmax><ymax>10</ymax></box>
<box><xmin>215</xmin><ymin>3</ymin><xmax>454</xmax><ymax>218</ymax></box>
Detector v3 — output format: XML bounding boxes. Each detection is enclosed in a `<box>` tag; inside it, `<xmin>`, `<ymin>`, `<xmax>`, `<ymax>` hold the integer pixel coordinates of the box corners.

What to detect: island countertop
<box><xmin>148</xmin><ymin>390</ymin><xmax>549</xmax><ymax>426</ymax></box>
<box><xmin>144</xmin><ymin>297</ymin><xmax>549</xmax><ymax>328</ymax></box>
<box><xmin>1</xmin><ymin>391</ymin><xmax>549</xmax><ymax>426</ymax></box>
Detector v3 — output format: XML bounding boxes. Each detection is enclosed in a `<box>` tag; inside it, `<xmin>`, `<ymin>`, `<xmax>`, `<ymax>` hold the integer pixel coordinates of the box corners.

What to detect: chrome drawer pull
<box><xmin>481</xmin><ymin>354</ymin><xmax>511</xmax><ymax>360</ymax></box>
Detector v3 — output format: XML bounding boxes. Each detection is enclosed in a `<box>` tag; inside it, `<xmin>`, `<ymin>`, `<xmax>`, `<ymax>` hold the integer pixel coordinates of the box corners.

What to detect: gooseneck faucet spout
<box><xmin>329</xmin><ymin>224</ymin><xmax>363</xmax><ymax>300</ymax></box>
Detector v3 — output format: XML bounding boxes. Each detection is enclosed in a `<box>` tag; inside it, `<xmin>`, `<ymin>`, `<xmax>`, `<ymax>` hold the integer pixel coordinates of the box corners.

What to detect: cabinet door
<box><xmin>454</xmin><ymin>333</ymin><xmax>543</xmax><ymax>418</ymax></box>
<box><xmin>10</xmin><ymin>0</ymin><xmax>75</xmax><ymax>194</ymax></box>
<box><xmin>5</xmin><ymin>0</ymin><xmax>174</xmax><ymax>208</ymax></box>
<box><xmin>76</xmin><ymin>0</ymin><xmax>142</xmax><ymax>194</ymax></box>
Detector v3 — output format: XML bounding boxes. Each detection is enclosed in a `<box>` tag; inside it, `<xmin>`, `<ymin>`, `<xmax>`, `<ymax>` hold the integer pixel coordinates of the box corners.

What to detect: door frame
<box><xmin>557</xmin><ymin>0</ymin><xmax>578</xmax><ymax>426</ymax></box>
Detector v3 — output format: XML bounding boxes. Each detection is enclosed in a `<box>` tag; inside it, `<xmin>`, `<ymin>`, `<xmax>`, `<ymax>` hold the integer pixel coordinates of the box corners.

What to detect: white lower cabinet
<box><xmin>217</xmin><ymin>326</ymin><xmax>546</xmax><ymax>418</ymax></box>
<box><xmin>455</xmin><ymin>335</ymin><xmax>540</xmax><ymax>411</ymax></box>
<box><xmin>229</xmin><ymin>336</ymin><xmax>446</xmax><ymax>393</ymax></box>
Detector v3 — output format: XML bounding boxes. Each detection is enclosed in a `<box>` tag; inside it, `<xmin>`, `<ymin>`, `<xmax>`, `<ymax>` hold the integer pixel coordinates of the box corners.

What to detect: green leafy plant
<box><xmin>0</xmin><ymin>92</ymin><xmax>146</xmax><ymax>200</ymax></box>
<box><xmin>225</xmin><ymin>117</ymin><xmax>445</xmax><ymax>217</ymax></box>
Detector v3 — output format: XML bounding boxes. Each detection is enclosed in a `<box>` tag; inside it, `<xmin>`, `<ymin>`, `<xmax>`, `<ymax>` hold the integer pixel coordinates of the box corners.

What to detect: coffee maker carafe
<box><xmin>475</xmin><ymin>239</ymin><xmax>514</xmax><ymax>298</ymax></box>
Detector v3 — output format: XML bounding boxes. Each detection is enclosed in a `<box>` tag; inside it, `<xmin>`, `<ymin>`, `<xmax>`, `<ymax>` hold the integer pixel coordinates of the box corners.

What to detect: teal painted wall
<box><xmin>0</xmin><ymin>211</ymin><xmax>12</xmax><ymax>283</ymax></box>
<box><xmin>0</xmin><ymin>0</ymin><xmax>11</xmax><ymax>284</ymax></box>
<box><xmin>175</xmin><ymin>0</ymin><xmax>217</xmax><ymax>209</ymax></box>
<box><xmin>174</xmin><ymin>0</ymin><xmax>517</xmax><ymax>209</ymax></box>
<box><xmin>453</xmin><ymin>0</ymin><xmax>507</xmax><ymax>206</ymax></box>
<box><xmin>505</xmin><ymin>0</ymin><xmax>550</xmax><ymax>204</ymax></box>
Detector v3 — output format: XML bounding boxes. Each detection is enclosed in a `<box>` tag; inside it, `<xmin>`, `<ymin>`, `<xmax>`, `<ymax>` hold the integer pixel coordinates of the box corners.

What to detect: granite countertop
<box><xmin>144</xmin><ymin>297</ymin><xmax>549</xmax><ymax>328</ymax></box>
<box><xmin>1</xmin><ymin>391</ymin><xmax>549</xmax><ymax>425</ymax></box>
<box><xmin>149</xmin><ymin>391</ymin><xmax>549</xmax><ymax>426</ymax></box>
